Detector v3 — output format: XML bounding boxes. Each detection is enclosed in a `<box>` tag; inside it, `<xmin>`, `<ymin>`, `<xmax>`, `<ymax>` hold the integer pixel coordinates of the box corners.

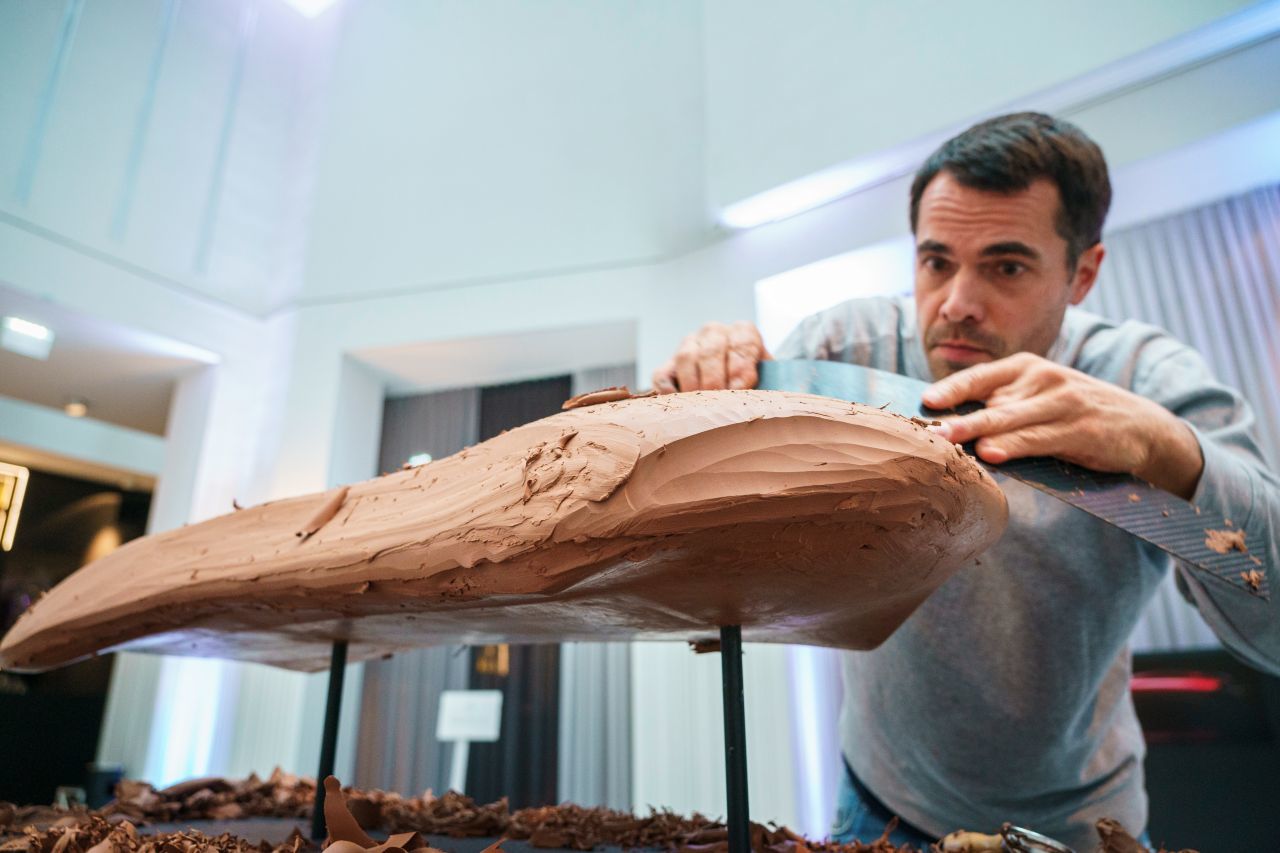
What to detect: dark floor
<box><xmin>1135</xmin><ymin>649</ymin><xmax>1280</xmax><ymax>851</ymax></box>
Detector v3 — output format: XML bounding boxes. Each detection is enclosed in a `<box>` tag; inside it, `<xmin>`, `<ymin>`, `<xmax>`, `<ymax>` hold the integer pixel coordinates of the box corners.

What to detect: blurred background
<box><xmin>1</xmin><ymin>0</ymin><xmax>1278</xmax><ymax>848</ymax></box>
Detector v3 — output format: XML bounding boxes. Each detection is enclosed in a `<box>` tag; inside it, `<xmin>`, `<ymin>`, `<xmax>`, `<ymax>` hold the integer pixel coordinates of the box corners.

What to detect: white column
<box><xmin>96</xmin><ymin>364</ymin><xmax>217</xmax><ymax>779</ymax></box>
<box><xmin>216</xmin><ymin>332</ymin><xmax>383</xmax><ymax>784</ymax></box>
<box><xmin>96</xmin><ymin>313</ymin><xmax>367</xmax><ymax>783</ymax></box>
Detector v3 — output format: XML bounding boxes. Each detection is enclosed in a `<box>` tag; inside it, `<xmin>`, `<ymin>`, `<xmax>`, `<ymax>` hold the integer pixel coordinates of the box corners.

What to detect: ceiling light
<box><xmin>406</xmin><ymin>452</ymin><xmax>433</xmax><ymax>467</ymax></box>
<box><xmin>64</xmin><ymin>398</ymin><xmax>89</xmax><ymax>418</ymax></box>
<box><xmin>280</xmin><ymin>0</ymin><xmax>340</xmax><ymax>18</ymax></box>
<box><xmin>1</xmin><ymin>316</ymin><xmax>54</xmax><ymax>360</ymax></box>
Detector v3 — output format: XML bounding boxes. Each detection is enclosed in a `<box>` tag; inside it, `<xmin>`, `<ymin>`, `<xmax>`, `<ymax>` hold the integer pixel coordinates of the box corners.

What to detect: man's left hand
<box><xmin>922</xmin><ymin>352</ymin><xmax>1205</xmax><ymax>499</ymax></box>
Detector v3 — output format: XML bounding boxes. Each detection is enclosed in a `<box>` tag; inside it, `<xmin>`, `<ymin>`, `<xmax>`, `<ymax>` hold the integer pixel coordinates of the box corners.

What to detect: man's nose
<box><xmin>938</xmin><ymin>269</ymin><xmax>986</xmax><ymax>325</ymax></box>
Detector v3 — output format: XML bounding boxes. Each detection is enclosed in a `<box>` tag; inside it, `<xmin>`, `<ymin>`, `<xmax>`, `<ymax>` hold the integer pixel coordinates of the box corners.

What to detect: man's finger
<box><xmin>923</xmin><ymin>354</ymin><xmax>1035</xmax><ymax>408</ymax></box>
<box><xmin>725</xmin><ymin>346</ymin><xmax>759</xmax><ymax>390</ymax></box>
<box><xmin>973</xmin><ymin>422</ymin><xmax>1065</xmax><ymax>465</ymax></box>
<box><xmin>652</xmin><ymin>360</ymin><xmax>678</xmax><ymax>394</ymax></box>
<box><xmin>935</xmin><ymin>395</ymin><xmax>1062</xmax><ymax>444</ymax></box>
<box><xmin>674</xmin><ymin>340</ymin><xmax>700</xmax><ymax>392</ymax></box>
<box><xmin>726</xmin><ymin>322</ymin><xmax>765</xmax><ymax>389</ymax></box>
<box><xmin>696</xmin><ymin>325</ymin><xmax>730</xmax><ymax>390</ymax></box>
<box><xmin>731</xmin><ymin>321</ymin><xmax>770</xmax><ymax>357</ymax></box>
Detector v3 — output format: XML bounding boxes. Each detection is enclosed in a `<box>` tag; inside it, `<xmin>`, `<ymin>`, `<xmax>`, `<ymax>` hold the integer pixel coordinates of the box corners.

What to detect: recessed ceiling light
<box><xmin>64</xmin><ymin>398</ymin><xmax>89</xmax><ymax>418</ymax></box>
<box><xmin>1</xmin><ymin>316</ymin><xmax>54</xmax><ymax>360</ymax></box>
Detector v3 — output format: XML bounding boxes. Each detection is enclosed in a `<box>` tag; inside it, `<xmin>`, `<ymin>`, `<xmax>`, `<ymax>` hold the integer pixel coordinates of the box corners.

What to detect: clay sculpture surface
<box><xmin>0</xmin><ymin>390</ymin><xmax>1007</xmax><ymax>673</ymax></box>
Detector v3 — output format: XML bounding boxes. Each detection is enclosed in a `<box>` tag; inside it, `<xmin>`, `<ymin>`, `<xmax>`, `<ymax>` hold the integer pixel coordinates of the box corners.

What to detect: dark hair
<box><xmin>909</xmin><ymin>112</ymin><xmax>1111</xmax><ymax>269</ymax></box>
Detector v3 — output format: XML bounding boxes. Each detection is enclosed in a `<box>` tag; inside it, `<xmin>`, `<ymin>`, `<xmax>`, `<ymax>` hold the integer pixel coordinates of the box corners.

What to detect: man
<box><xmin>652</xmin><ymin>113</ymin><xmax>1280</xmax><ymax>849</ymax></box>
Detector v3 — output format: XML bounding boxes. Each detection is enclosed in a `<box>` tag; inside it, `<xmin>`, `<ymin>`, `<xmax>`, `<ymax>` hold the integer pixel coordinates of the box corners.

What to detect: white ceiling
<box><xmin>358</xmin><ymin>320</ymin><xmax>637</xmax><ymax>396</ymax></box>
<box><xmin>0</xmin><ymin>284</ymin><xmax>218</xmax><ymax>435</ymax></box>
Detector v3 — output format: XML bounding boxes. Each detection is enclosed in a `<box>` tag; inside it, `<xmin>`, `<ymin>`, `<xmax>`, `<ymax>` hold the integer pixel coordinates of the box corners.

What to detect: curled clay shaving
<box><xmin>561</xmin><ymin>386</ymin><xmax>656</xmax><ymax>410</ymax></box>
<box><xmin>322</xmin><ymin>775</ymin><xmax>494</xmax><ymax>853</ymax></box>
<box><xmin>298</xmin><ymin>487</ymin><xmax>351</xmax><ymax>540</ymax></box>
<box><xmin>323</xmin><ymin>777</ymin><xmax>377</xmax><ymax>848</ymax></box>
<box><xmin>1094</xmin><ymin>818</ymin><xmax>1148</xmax><ymax>853</ymax></box>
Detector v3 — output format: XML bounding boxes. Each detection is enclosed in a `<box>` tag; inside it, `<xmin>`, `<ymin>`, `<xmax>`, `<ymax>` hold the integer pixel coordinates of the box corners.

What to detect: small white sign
<box><xmin>436</xmin><ymin>689</ymin><xmax>503</xmax><ymax>742</ymax></box>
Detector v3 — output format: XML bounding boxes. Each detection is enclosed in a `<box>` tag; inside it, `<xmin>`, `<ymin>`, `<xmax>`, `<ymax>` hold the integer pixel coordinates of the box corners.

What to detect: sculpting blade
<box><xmin>758</xmin><ymin>359</ymin><xmax>1269</xmax><ymax>598</ymax></box>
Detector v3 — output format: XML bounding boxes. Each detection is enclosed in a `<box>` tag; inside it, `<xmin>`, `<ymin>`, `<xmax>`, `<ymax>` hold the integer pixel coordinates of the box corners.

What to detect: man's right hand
<box><xmin>651</xmin><ymin>321</ymin><xmax>771</xmax><ymax>393</ymax></box>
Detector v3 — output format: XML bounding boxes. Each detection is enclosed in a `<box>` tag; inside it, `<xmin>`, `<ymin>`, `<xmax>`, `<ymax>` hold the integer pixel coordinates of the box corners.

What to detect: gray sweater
<box><xmin>775</xmin><ymin>295</ymin><xmax>1280</xmax><ymax>849</ymax></box>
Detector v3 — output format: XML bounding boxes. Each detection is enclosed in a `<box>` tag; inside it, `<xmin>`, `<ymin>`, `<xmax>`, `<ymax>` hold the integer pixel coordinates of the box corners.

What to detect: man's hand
<box><xmin>652</xmin><ymin>321</ymin><xmax>771</xmax><ymax>393</ymax></box>
<box><xmin>923</xmin><ymin>352</ymin><xmax>1205</xmax><ymax>499</ymax></box>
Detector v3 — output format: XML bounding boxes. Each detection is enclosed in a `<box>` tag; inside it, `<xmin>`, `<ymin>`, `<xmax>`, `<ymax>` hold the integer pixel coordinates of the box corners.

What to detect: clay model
<box><xmin>1</xmin><ymin>390</ymin><xmax>1007</xmax><ymax>672</ymax></box>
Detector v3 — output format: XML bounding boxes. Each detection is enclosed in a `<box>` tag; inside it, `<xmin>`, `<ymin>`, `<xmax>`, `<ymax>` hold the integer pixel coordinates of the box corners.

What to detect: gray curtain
<box><xmin>353</xmin><ymin>388</ymin><xmax>478</xmax><ymax>794</ymax></box>
<box><xmin>1084</xmin><ymin>183</ymin><xmax>1280</xmax><ymax>651</ymax></box>
<box><xmin>557</xmin><ymin>365</ymin><xmax>636</xmax><ymax>809</ymax></box>
<box><xmin>467</xmin><ymin>376</ymin><xmax>571</xmax><ymax>809</ymax></box>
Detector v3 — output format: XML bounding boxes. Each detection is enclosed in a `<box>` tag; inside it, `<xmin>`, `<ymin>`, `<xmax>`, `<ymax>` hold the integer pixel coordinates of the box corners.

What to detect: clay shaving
<box><xmin>561</xmin><ymin>386</ymin><xmax>656</xmax><ymax>411</ymax></box>
<box><xmin>1095</xmin><ymin>817</ymin><xmax>1197</xmax><ymax>853</ymax></box>
<box><xmin>1204</xmin><ymin>527</ymin><xmax>1247</xmax><ymax>555</ymax></box>
<box><xmin>1</xmin><ymin>772</ymin><xmax>1200</xmax><ymax>853</ymax></box>
<box><xmin>297</xmin><ymin>487</ymin><xmax>350</xmax><ymax>540</ymax></box>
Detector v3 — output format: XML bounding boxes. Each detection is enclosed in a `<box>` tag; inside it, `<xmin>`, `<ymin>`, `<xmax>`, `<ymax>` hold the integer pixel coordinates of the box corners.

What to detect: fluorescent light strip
<box><xmin>0</xmin><ymin>462</ymin><xmax>30</xmax><ymax>552</ymax></box>
<box><xmin>787</xmin><ymin>645</ymin><xmax>840</xmax><ymax>839</ymax></box>
<box><xmin>719</xmin><ymin>0</ymin><xmax>1280</xmax><ymax>229</ymax></box>
<box><xmin>147</xmin><ymin>657</ymin><xmax>227</xmax><ymax>786</ymax></box>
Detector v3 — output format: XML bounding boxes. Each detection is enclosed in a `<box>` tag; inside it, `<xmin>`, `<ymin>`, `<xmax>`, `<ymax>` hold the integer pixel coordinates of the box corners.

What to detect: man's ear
<box><xmin>1068</xmin><ymin>243</ymin><xmax>1105</xmax><ymax>305</ymax></box>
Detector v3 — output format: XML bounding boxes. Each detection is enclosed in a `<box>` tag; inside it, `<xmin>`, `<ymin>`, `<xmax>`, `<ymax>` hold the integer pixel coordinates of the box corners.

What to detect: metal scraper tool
<box><xmin>758</xmin><ymin>359</ymin><xmax>1269</xmax><ymax>599</ymax></box>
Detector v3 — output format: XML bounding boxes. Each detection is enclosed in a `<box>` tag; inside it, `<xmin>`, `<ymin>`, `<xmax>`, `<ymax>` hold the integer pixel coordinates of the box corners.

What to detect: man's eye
<box><xmin>996</xmin><ymin>261</ymin><xmax>1026</xmax><ymax>277</ymax></box>
<box><xmin>922</xmin><ymin>256</ymin><xmax>949</xmax><ymax>273</ymax></box>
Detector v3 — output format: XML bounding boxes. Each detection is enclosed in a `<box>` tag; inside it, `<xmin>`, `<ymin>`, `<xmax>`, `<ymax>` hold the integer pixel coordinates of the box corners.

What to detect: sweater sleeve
<box><xmin>774</xmin><ymin>308</ymin><xmax>839</xmax><ymax>361</ymax></box>
<box><xmin>1139</xmin><ymin>343</ymin><xmax>1280</xmax><ymax>675</ymax></box>
<box><xmin>773</xmin><ymin>295</ymin><xmax>914</xmax><ymax>368</ymax></box>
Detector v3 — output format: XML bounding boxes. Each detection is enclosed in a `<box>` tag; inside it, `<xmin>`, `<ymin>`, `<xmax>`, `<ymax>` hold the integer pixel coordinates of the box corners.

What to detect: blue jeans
<box><xmin>831</xmin><ymin>764</ymin><xmax>936</xmax><ymax>847</ymax></box>
<box><xmin>831</xmin><ymin>764</ymin><xmax>1153</xmax><ymax>849</ymax></box>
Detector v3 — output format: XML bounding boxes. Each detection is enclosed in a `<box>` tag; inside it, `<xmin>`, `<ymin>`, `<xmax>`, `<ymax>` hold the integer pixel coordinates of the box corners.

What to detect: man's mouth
<box><xmin>933</xmin><ymin>339</ymin><xmax>990</xmax><ymax>360</ymax></box>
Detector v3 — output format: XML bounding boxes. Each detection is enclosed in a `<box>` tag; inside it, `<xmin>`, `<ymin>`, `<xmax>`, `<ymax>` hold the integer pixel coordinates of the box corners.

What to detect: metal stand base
<box><xmin>720</xmin><ymin>625</ymin><xmax>750</xmax><ymax>853</ymax></box>
<box><xmin>311</xmin><ymin>640</ymin><xmax>349</xmax><ymax>841</ymax></box>
<box><xmin>303</xmin><ymin>633</ymin><xmax>749</xmax><ymax>849</ymax></box>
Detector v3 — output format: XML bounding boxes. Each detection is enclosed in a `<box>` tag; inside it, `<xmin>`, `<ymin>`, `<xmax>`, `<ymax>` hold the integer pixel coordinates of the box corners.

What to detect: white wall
<box><xmin>0</xmin><ymin>394</ymin><xmax>164</xmax><ymax>480</ymax></box>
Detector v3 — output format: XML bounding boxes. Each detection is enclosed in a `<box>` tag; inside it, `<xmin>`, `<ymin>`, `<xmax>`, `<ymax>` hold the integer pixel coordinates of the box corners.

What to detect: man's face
<box><xmin>914</xmin><ymin>171</ymin><xmax>1102</xmax><ymax>380</ymax></box>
